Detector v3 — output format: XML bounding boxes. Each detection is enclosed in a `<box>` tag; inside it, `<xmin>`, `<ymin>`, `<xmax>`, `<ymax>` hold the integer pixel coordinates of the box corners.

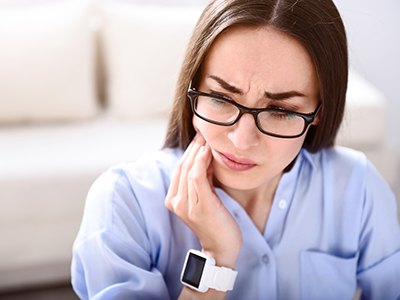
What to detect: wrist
<box><xmin>181</xmin><ymin>249</ymin><xmax>238</xmax><ymax>293</ymax></box>
<box><xmin>201</xmin><ymin>248</ymin><xmax>240</xmax><ymax>269</ymax></box>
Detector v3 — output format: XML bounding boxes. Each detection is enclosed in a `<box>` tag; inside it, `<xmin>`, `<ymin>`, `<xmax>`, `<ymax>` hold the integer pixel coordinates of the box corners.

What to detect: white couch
<box><xmin>0</xmin><ymin>0</ymin><xmax>398</xmax><ymax>291</ymax></box>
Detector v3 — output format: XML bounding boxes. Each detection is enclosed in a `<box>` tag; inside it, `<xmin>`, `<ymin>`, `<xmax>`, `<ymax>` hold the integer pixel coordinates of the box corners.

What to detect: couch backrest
<box><xmin>0</xmin><ymin>0</ymin><xmax>204</xmax><ymax>124</ymax></box>
<box><xmin>97</xmin><ymin>1</ymin><xmax>202</xmax><ymax>119</ymax></box>
<box><xmin>0</xmin><ymin>0</ymin><xmax>99</xmax><ymax>123</ymax></box>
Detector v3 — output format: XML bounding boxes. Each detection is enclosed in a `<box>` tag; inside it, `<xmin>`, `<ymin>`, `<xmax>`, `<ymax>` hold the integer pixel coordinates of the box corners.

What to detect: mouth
<box><xmin>217</xmin><ymin>151</ymin><xmax>257</xmax><ymax>172</ymax></box>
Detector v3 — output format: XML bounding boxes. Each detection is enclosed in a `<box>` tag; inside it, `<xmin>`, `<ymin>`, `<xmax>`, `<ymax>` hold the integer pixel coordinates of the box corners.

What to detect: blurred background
<box><xmin>0</xmin><ymin>0</ymin><xmax>398</xmax><ymax>299</ymax></box>
<box><xmin>335</xmin><ymin>0</ymin><xmax>400</xmax><ymax>146</ymax></box>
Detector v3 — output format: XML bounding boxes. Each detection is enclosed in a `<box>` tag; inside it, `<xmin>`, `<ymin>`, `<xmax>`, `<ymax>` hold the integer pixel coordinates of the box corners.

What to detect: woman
<box><xmin>71</xmin><ymin>0</ymin><xmax>400</xmax><ymax>299</ymax></box>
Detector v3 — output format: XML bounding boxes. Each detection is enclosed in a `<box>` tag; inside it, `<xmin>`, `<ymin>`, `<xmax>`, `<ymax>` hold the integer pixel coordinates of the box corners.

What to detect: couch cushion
<box><xmin>0</xmin><ymin>115</ymin><xmax>167</xmax><ymax>288</ymax></box>
<box><xmin>98</xmin><ymin>1</ymin><xmax>202</xmax><ymax>118</ymax></box>
<box><xmin>0</xmin><ymin>0</ymin><xmax>99</xmax><ymax>123</ymax></box>
<box><xmin>0</xmin><ymin>115</ymin><xmax>167</xmax><ymax>180</ymax></box>
<box><xmin>336</xmin><ymin>70</ymin><xmax>388</xmax><ymax>149</ymax></box>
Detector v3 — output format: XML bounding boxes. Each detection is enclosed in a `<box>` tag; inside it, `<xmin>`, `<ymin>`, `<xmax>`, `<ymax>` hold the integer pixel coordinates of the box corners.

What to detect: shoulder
<box><xmin>305</xmin><ymin>146</ymin><xmax>368</xmax><ymax>172</ymax></box>
<box><xmin>77</xmin><ymin>148</ymin><xmax>184</xmax><ymax>237</ymax></box>
<box><xmin>91</xmin><ymin>147</ymin><xmax>183</xmax><ymax>197</ymax></box>
<box><xmin>303</xmin><ymin>146</ymin><xmax>396</xmax><ymax>216</ymax></box>
<box><xmin>305</xmin><ymin>146</ymin><xmax>391</xmax><ymax>190</ymax></box>
<box><xmin>303</xmin><ymin>146</ymin><xmax>373</xmax><ymax>186</ymax></box>
<box><xmin>301</xmin><ymin>146</ymin><xmax>396</xmax><ymax>211</ymax></box>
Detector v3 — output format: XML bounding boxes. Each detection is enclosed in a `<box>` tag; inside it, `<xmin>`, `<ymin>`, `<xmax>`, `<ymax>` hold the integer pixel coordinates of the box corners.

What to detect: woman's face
<box><xmin>193</xmin><ymin>25</ymin><xmax>319</xmax><ymax>193</ymax></box>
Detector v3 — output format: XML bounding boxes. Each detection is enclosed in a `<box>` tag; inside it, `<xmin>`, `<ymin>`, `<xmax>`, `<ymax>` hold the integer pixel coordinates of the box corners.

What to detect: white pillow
<box><xmin>0</xmin><ymin>0</ymin><xmax>99</xmax><ymax>123</ymax></box>
<box><xmin>98</xmin><ymin>1</ymin><xmax>203</xmax><ymax>118</ymax></box>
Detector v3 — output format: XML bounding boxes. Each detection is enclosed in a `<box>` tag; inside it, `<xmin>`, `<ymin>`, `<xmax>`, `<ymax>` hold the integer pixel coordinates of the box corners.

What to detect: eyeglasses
<box><xmin>188</xmin><ymin>88</ymin><xmax>321</xmax><ymax>139</ymax></box>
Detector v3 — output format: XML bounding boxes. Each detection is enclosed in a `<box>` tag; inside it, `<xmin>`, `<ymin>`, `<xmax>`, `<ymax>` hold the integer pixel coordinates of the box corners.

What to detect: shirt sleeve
<box><xmin>356</xmin><ymin>161</ymin><xmax>400</xmax><ymax>299</ymax></box>
<box><xmin>71</xmin><ymin>165</ymin><xmax>171</xmax><ymax>300</ymax></box>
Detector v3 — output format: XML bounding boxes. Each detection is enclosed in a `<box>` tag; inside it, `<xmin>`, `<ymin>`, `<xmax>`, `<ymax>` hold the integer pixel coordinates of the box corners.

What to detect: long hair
<box><xmin>163</xmin><ymin>0</ymin><xmax>348</xmax><ymax>153</ymax></box>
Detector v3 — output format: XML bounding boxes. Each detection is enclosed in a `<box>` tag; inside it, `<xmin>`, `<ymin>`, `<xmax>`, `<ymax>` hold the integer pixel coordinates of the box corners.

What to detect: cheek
<box><xmin>194</xmin><ymin>115</ymin><xmax>307</xmax><ymax>166</ymax></box>
<box><xmin>193</xmin><ymin>116</ymin><xmax>225</xmax><ymax>143</ymax></box>
<box><xmin>192</xmin><ymin>115</ymin><xmax>201</xmax><ymax>133</ymax></box>
<box><xmin>256</xmin><ymin>132</ymin><xmax>306</xmax><ymax>168</ymax></box>
<box><xmin>272</xmin><ymin>136</ymin><xmax>306</xmax><ymax>165</ymax></box>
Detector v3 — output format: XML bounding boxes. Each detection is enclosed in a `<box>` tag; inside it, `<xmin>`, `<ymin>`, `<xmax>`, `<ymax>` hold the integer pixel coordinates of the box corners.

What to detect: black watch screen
<box><xmin>182</xmin><ymin>252</ymin><xmax>206</xmax><ymax>288</ymax></box>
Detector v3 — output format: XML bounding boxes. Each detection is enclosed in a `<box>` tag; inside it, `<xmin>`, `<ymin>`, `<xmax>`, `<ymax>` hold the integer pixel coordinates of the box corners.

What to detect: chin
<box><xmin>212</xmin><ymin>162</ymin><xmax>262</xmax><ymax>191</ymax></box>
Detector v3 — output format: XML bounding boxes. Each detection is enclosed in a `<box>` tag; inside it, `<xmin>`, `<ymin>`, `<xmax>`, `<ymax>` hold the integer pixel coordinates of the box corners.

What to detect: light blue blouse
<box><xmin>71</xmin><ymin>146</ymin><xmax>400</xmax><ymax>300</ymax></box>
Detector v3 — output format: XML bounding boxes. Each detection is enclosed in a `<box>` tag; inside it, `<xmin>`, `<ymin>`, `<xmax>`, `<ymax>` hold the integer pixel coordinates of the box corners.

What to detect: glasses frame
<box><xmin>188</xmin><ymin>87</ymin><xmax>321</xmax><ymax>139</ymax></box>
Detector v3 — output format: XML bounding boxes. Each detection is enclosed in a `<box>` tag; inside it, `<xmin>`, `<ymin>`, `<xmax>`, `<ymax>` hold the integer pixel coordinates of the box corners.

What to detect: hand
<box><xmin>165</xmin><ymin>134</ymin><xmax>243</xmax><ymax>268</ymax></box>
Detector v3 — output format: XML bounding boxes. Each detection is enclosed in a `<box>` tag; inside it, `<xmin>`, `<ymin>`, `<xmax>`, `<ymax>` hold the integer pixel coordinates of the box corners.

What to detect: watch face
<box><xmin>182</xmin><ymin>252</ymin><xmax>206</xmax><ymax>288</ymax></box>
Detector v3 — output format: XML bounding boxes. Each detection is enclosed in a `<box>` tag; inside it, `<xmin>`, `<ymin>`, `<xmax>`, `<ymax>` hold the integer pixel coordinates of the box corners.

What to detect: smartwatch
<box><xmin>180</xmin><ymin>249</ymin><xmax>238</xmax><ymax>293</ymax></box>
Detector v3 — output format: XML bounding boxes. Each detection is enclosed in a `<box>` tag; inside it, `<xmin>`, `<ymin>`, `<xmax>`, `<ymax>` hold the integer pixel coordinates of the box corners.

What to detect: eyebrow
<box><xmin>207</xmin><ymin>75</ymin><xmax>306</xmax><ymax>100</ymax></box>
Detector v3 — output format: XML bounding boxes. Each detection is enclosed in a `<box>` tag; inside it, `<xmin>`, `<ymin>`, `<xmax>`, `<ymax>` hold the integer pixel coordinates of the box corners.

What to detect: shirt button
<box><xmin>278</xmin><ymin>199</ymin><xmax>287</xmax><ymax>209</ymax></box>
<box><xmin>261</xmin><ymin>254</ymin><xmax>269</xmax><ymax>264</ymax></box>
<box><xmin>233</xmin><ymin>211</ymin><xmax>240</xmax><ymax>219</ymax></box>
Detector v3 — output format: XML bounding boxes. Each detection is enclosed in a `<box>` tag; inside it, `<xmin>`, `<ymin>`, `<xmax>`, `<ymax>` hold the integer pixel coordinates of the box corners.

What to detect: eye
<box><xmin>268</xmin><ymin>109</ymin><xmax>296</xmax><ymax>120</ymax></box>
<box><xmin>209</xmin><ymin>97</ymin><xmax>227</xmax><ymax>106</ymax></box>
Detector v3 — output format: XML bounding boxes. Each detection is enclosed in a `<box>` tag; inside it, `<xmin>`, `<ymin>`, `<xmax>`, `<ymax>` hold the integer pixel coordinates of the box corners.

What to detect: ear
<box><xmin>312</xmin><ymin>103</ymin><xmax>322</xmax><ymax>125</ymax></box>
<box><xmin>312</xmin><ymin>114</ymin><xmax>320</xmax><ymax>125</ymax></box>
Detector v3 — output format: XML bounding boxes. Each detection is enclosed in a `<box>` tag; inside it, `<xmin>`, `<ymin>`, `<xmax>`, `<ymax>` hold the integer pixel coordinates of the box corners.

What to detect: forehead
<box><xmin>201</xmin><ymin>25</ymin><xmax>318</xmax><ymax>95</ymax></box>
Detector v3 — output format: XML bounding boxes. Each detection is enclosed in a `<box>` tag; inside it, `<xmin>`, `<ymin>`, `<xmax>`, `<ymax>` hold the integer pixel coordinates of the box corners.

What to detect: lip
<box><xmin>218</xmin><ymin>151</ymin><xmax>257</xmax><ymax>171</ymax></box>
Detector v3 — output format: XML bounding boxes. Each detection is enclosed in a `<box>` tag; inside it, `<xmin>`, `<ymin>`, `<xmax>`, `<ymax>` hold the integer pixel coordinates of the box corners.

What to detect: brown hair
<box><xmin>163</xmin><ymin>0</ymin><xmax>348</xmax><ymax>153</ymax></box>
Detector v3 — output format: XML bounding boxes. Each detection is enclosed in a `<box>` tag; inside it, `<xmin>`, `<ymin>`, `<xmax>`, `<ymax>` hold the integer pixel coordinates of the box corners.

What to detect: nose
<box><xmin>227</xmin><ymin>113</ymin><xmax>260</xmax><ymax>150</ymax></box>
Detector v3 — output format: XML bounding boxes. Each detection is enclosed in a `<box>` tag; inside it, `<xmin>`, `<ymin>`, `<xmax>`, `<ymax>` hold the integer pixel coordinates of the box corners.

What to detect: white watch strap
<box><xmin>207</xmin><ymin>265</ymin><xmax>238</xmax><ymax>292</ymax></box>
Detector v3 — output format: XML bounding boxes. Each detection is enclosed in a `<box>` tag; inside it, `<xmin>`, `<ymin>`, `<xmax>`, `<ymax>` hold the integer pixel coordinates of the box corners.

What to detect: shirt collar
<box><xmin>300</xmin><ymin>148</ymin><xmax>316</xmax><ymax>170</ymax></box>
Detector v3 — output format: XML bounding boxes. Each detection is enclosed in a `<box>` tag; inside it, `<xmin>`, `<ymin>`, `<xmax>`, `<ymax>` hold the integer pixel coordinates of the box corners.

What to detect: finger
<box><xmin>174</xmin><ymin>136</ymin><xmax>206</xmax><ymax>213</ymax></box>
<box><xmin>187</xmin><ymin>168</ymin><xmax>199</xmax><ymax>219</ymax></box>
<box><xmin>187</xmin><ymin>146</ymin><xmax>209</xmax><ymax>220</ymax></box>
<box><xmin>179</xmin><ymin>133</ymin><xmax>201</xmax><ymax>164</ymax></box>
<box><xmin>188</xmin><ymin>146</ymin><xmax>212</xmax><ymax>204</ymax></box>
<box><xmin>191</xmin><ymin>146</ymin><xmax>216</xmax><ymax>206</ymax></box>
<box><xmin>167</xmin><ymin>135</ymin><xmax>205</xmax><ymax>213</ymax></box>
<box><xmin>177</xmin><ymin>140</ymin><xmax>203</xmax><ymax>198</ymax></box>
<box><xmin>166</xmin><ymin>138</ymin><xmax>196</xmax><ymax>201</ymax></box>
<box><xmin>166</xmin><ymin>133</ymin><xmax>203</xmax><ymax>202</ymax></box>
<box><xmin>177</xmin><ymin>133</ymin><xmax>205</xmax><ymax>194</ymax></box>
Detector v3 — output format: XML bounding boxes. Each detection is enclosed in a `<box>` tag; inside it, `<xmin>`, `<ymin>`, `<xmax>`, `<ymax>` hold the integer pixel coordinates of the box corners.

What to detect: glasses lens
<box><xmin>190</xmin><ymin>92</ymin><xmax>309</xmax><ymax>138</ymax></box>
<box><xmin>257</xmin><ymin>110</ymin><xmax>306</xmax><ymax>136</ymax></box>
<box><xmin>195</xmin><ymin>95</ymin><xmax>239</xmax><ymax>124</ymax></box>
